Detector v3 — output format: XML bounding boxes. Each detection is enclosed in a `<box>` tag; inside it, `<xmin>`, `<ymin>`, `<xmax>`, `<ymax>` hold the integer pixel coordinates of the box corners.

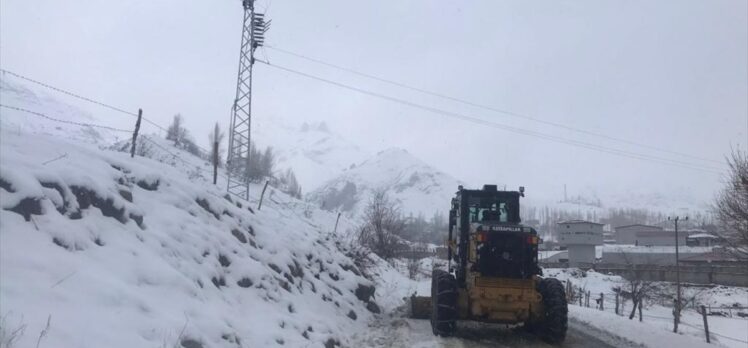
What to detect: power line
<box><xmin>0</xmin><ymin>104</ymin><xmax>132</xmax><ymax>133</ymax></box>
<box><xmin>257</xmin><ymin>60</ymin><xmax>723</xmax><ymax>174</ymax></box>
<box><xmin>1</xmin><ymin>69</ymin><xmax>138</xmax><ymax>117</ymax></box>
<box><xmin>266</xmin><ymin>45</ymin><xmax>724</xmax><ymax>166</ymax></box>
<box><xmin>1</xmin><ymin>69</ymin><xmax>169</xmax><ymax>135</ymax></box>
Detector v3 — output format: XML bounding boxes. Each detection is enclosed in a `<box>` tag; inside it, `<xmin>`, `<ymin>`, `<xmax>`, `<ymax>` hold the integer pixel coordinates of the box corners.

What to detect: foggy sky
<box><xmin>2</xmin><ymin>0</ymin><xmax>746</xmax><ymax>205</ymax></box>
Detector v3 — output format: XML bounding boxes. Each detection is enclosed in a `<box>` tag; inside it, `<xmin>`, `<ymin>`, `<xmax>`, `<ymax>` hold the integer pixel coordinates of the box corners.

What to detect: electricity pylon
<box><xmin>226</xmin><ymin>0</ymin><xmax>269</xmax><ymax>200</ymax></box>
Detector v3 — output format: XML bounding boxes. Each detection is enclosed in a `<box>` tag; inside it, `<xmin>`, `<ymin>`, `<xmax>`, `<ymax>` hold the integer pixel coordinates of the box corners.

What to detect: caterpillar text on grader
<box><xmin>411</xmin><ymin>185</ymin><xmax>568</xmax><ymax>344</ymax></box>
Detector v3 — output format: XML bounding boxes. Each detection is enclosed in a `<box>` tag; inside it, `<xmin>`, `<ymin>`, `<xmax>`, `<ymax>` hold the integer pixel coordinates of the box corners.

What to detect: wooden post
<box><xmin>600</xmin><ymin>293</ymin><xmax>604</xmax><ymax>311</ymax></box>
<box><xmin>333</xmin><ymin>212</ymin><xmax>342</xmax><ymax>234</ymax></box>
<box><xmin>673</xmin><ymin>299</ymin><xmax>679</xmax><ymax>333</ymax></box>
<box><xmin>130</xmin><ymin>109</ymin><xmax>142</xmax><ymax>158</ymax></box>
<box><xmin>586</xmin><ymin>291</ymin><xmax>591</xmax><ymax>307</ymax></box>
<box><xmin>212</xmin><ymin>141</ymin><xmax>218</xmax><ymax>185</ymax></box>
<box><xmin>615</xmin><ymin>293</ymin><xmax>620</xmax><ymax>315</ymax></box>
<box><xmin>579</xmin><ymin>293</ymin><xmax>583</xmax><ymax>306</ymax></box>
<box><xmin>701</xmin><ymin>305</ymin><xmax>710</xmax><ymax>343</ymax></box>
<box><xmin>638</xmin><ymin>298</ymin><xmax>643</xmax><ymax>322</ymax></box>
<box><xmin>257</xmin><ymin>180</ymin><xmax>269</xmax><ymax>210</ymax></box>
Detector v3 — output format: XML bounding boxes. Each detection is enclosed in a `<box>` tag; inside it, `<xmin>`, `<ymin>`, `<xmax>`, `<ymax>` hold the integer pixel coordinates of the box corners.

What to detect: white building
<box><xmin>557</xmin><ymin>220</ymin><xmax>604</xmax><ymax>267</ymax></box>
<box><xmin>686</xmin><ymin>233</ymin><xmax>720</xmax><ymax>247</ymax></box>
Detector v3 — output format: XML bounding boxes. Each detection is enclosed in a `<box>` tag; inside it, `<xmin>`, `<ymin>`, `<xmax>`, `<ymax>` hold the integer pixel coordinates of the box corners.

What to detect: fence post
<box><xmin>130</xmin><ymin>109</ymin><xmax>142</xmax><ymax>158</ymax></box>
<box><xmin>638</xmin><ymin>298</ymin><xmax>643</xmax><ymax>322</ymax></box>
<box><xmin>600</xmin><ymin>293</ymin><xmax>604</xmax><ymax>311</ymax></box>
<box><xmin>333</xmin><ymin>212</ymin><xmax>342</xmax><ymax>234</ymax></box>
<box><xmin>257</xmin><ymin>180</ymin><xmax>269</xmax><ymax>210</ymax></box>
<box><xmin>579</xmin><ymin>293</ymin><xmax>582</xmax><ymax>306</ymax></box>
<box><xmin>212</xmin><ymin>141</ymin><xmax>218</xmax><ymax>184</ymax></box>
<box><xmin>615</xmin><ymin>292</ymin><xmax>620</xmax><ymax>315</ymax></box>
<box><xmin>586</xmin><ymin>291</ymin><xmax>591</xmax><ymax>307</ymax></box>
<box><xmin>701</xmin><ymin>305</ymin><xmax>710</xmax><ymax>343</ymax></box>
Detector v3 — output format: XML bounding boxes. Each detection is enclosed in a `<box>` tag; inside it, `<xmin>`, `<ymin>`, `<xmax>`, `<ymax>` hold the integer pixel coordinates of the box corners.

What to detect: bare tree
<box><xmin>279</xmin><ymin>168</ymin><xmax>302</xmax><ymax>199</ymax></box>
<box><xmin>244</xmin><ymin>142</ymin><xmax>276</xmax><ymax>182</ymax></box>
<box><xmin>406</xmin><ymin>254</ymin><xmax>421</xmax><ymax>280</ymax></box>
<box><xmin>714</xmin><ymin>149</ymin><xmax>748</xmax><ymax>260</ymax></box>
<box><xmin>208</xmin><ymin>123</ymin><xmax>225</xmax><ymax>184</ymax></box>
<box><xmin>166</xmin><ymin>114</ymin><xmax>187</xmax><ymax>146</ymax></box>
<box><xmin>617</xmin><ymin>249</ymin><xmax>655</xmax><ymax>320</ymax></box>
<box><xmin>358</xmin><ymin>189</ymin><xmax>406</xmax><ymax>259</ymax></box>
<box><xmin>208</xmin><ymin>123</ymin><xmax>225</xmax><ymax>161</ymax></box>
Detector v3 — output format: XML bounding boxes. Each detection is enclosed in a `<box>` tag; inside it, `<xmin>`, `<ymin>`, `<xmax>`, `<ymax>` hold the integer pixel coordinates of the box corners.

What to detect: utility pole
<box><xmin>226</xmin><ymin>0</ymin><xmax>269</xmax><ymax>200</ymax></box>
<box><xmin>669</xmin><ymin>215</ymin><xmax>688</xmax><ymax>332</ymax></box>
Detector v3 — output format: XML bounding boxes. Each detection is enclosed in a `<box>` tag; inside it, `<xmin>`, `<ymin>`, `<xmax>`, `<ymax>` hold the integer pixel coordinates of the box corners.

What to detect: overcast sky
<box><xmin>2</xmin><ymin>0</ymin><xmax>746</xmax><ymax>205</ymax></box>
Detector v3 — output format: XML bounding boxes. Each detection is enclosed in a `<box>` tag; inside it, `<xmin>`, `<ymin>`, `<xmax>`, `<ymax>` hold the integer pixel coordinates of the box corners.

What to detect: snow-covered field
<box><xmin>546</xmin><ymin>268</ymin><xmax>748</xmax><ymax>348</ymax></box>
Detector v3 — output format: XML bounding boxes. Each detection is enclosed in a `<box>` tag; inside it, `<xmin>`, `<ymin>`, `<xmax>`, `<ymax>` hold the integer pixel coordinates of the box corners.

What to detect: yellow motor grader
<box><xmin>411</xmin><ymin>185</ymin><xmax>568</xmax><ymax>344</ymax></box>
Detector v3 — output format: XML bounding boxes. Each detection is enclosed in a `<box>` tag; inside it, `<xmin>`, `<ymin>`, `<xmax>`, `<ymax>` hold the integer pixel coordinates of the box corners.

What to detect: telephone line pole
<box><xmin>669</xmin><ymin>215</ymin><xmax>688</xmax><ymax>333</ymax></box>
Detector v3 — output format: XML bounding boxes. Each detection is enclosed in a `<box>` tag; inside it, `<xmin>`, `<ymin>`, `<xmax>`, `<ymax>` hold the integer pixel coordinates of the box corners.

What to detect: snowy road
<box><xmin>353</xmin><ymin>311</ymin><xmax>638</xmax><ymax>348</ymax></box>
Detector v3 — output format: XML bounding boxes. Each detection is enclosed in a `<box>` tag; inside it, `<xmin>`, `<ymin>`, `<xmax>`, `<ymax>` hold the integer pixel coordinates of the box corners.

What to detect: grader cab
<box><xmin>411</xmin><ymin>185</ymin><xmax>568</xmax><ymax>344</ymax></box>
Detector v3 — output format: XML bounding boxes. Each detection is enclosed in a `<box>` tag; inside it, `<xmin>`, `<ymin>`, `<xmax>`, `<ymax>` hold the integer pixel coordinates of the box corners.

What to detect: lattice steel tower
<box><xmin>227</xmin><ymin>0</ymin><xmax>268</xmax><ymax>200</ymax></box>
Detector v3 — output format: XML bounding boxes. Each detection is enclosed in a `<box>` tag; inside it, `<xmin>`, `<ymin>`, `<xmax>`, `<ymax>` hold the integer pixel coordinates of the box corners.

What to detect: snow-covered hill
<box><xmin>307</xmin><ymin>148</ymin><xmax>464</xmax><ymax>219</ymax></box>
<box><xmin>525</xmin><ymin>185</ymin><xmax>710</xmax><ymax>218</ymax></box>
<box><xmin>0</xmin><ymin>73</ymin><xmax>131</xmax><ymax>145</ymax></box>
<box><xmin>0</xmin><ymin>129</ymin><xmax>380</xmax><ymax>348</ymax></box>
<box><xmin>253</xmin><ymin>117</ymin><xmax>371</xmax><ymax>192</ymax></box>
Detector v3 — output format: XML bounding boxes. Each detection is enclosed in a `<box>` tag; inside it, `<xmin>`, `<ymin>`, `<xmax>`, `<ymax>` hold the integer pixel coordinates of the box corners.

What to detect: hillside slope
<box><xmin>0</xmin><ymin>130</ymin><xmax>378</xmax><ymax>348</ymax></box>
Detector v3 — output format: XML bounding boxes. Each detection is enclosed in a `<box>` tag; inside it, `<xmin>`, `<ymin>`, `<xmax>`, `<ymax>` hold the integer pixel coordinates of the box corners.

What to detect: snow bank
<box><xmin>0</xmin><ymin>131</ymin><xmax>379</xmax><ymax>348</ymax></box>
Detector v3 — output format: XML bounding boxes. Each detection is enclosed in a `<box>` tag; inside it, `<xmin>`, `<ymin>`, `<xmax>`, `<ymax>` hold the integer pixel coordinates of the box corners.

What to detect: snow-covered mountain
<box><xmin>253</xmin><ymin>117</ymin><xmax>370</xmax><ymax>192</ymax></box>
<box><xmin>524</xmin><ymin>185</ymin><xmax>710</xmax><ymax>220</ymax></box>
<box><xmin>307</xmin><ymin>148</ymin><xmax>464</xmax><ymax>219</ymax></box>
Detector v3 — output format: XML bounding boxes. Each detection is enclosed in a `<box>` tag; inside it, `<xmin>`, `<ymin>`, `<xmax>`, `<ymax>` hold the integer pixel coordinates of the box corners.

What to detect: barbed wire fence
<box><xmin>0</xmin><ymin>69</ymin><xmax>232</xmax><ymax>191</ymax></box>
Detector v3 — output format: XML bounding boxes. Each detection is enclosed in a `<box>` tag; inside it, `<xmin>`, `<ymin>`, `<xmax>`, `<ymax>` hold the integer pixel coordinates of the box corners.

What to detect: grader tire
<box><xmin>430</xmin><ymin>269</ymin><xmax>457</xmax><ymax>336</ymax></box>
<box><xmin>537</xmin><ymin>278</ymin><xmax>568</xmax><ymax>344</ymax></box>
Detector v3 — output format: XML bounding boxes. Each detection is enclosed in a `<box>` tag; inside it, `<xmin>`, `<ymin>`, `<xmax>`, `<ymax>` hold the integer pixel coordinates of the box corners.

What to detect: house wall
<box><xmin>558</xmin><ymin>223</ymin><xmax>604</xmax><ymax>245</ymax></box>
<box><xmin>637</xmin><ymin>233</ymin><xmax>688</xmax><ymax>246</ymax></box>
<box><xmin>568</xmin><ymin>244</ymin><xmax>595</xmax><ymax>267</ymax></box>
<box><xmin>601</xmin><ymin>250</ymin><xmax>706</xmax><ymax>265</ymax></box>
<box><xmin>615</xmin><ymin>225</ymin><xmax>662</xmax><ymax>244</ymax></box>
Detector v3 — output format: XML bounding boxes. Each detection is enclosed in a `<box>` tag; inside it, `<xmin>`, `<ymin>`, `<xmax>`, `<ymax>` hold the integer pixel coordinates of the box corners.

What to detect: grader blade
<box><xmin>410</xmin><ymin>295</ymin><xmax>431</xmax><ymax>319</ymax></box>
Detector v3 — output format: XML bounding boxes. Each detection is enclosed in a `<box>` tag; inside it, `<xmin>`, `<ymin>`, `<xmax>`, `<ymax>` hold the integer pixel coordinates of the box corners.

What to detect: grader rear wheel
<box><xmin>537</xmin><ymin>278</ymin><xmax>568</xmax><ymax>344</ymax></box>
<box><xmin>430</xmin><ymin>269</ymin><xmax>457</xmax><ymax>336</ymax></box>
